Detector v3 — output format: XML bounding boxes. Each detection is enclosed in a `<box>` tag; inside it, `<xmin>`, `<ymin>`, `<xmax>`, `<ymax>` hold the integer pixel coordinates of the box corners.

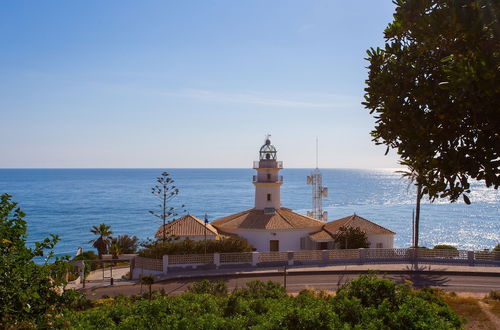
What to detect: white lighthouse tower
<box><xmin>253</xmin><ymin>136</ymin><xmax>283</xmax><ymax>211</ymax></box>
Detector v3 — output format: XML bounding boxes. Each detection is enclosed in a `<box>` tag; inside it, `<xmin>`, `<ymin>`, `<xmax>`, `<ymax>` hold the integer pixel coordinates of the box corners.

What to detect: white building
<box><xmin>157</xmin><ymin>138</ymin><xmax>395</xmax><ymax>251</ymax></box>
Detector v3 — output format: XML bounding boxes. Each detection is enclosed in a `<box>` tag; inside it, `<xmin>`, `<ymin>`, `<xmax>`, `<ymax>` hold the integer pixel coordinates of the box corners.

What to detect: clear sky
<box><xmin>0</xmin><ymin>1</ymin><xmax>400</xmax><ymax>168</ymax></box>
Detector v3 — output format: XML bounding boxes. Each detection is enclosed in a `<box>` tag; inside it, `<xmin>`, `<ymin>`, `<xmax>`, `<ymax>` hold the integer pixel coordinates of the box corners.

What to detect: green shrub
<box><xmin>61</xmin><ymin>277</ymin><xmax>463</xmax><ymax>329</ymax></box>
<box><xmin>232</xmin><ymin>280</ymin><xmax>287</xmax><ymax>299</ymax></box>
<box><xmin>186</xmin><ymin>280</ymin><xmax>228</xmax><ymax>297</ymax></box>
<box><xmin>139</xmin><ymin>236</ymin><xmax>253</xmax><ymax>258</ymax></box>
<box><xmin>433</xmin><ymin>244</ymin><xmax>457</xmax><ymax>250</ymax></box>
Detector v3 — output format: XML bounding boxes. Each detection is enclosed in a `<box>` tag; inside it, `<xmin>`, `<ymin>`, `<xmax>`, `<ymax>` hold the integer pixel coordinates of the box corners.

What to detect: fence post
<box><xmin>162</xmin><ymin>255</ymin><xmax>169</xmax><ymax>274</ymax></box>
<box><xmin>359</xmin><ymin>248</ymin><xmax>366</xmax><ymax>264</ymax></box>
<box><xmin>467</xmin><ymin>251</ymin><xmax>474</xmax><ymax>267</ymax></box>
<box><xmin>78</xmin><ymin>260</ymin><xmax>85</xmax><ymax>284</ymax></box>
<box><xmin>288</xmin><ymin>251</ymin><xmax>294</xmax><ymax>266</ymax></box>
<box><xmin>252</xmin><ymin>252</ymin><xmax>259</xmax><ymax>266</ymax></box>
<box><xmin>214</xmin><ymin>253</ymin><xmax>220</xmax><ymax>269</ymax></box>
<box><xmin>322</xmin><ymin>250</ymin><xmax>329</xmax><ymax>264</ymax></box>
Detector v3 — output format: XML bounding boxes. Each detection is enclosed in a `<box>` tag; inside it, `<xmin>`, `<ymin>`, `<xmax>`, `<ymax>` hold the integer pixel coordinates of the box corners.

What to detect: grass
<box><xmin>443</xmin><ymin>292</ymin><xmax>500</xmax><ymax>330</ymax></box>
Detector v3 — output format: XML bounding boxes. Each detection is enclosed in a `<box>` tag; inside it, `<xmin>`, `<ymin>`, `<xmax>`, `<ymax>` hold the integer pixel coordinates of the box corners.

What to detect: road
<box><xmin>83</xmin><ymin>272</ymin><xmax>500</xmax><ymax>299</ymax></box>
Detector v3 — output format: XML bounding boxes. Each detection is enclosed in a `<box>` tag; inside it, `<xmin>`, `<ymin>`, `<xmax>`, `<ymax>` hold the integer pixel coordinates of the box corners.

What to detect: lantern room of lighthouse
<box><xmin>253</xmin><ymin>137</ymin><xmax>283</xmax><ymax>211</ymax></box>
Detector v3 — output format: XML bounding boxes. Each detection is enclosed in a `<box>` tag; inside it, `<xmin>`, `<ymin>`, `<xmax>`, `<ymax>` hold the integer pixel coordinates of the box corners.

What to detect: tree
<box><xmin>109</xmin><ymin>243</ymin><xmax>122</xmax><ymax>260</ymax></box>
<box><xmin>364</xmin><ymin>0</ymin><xmax>499</xmax><ymax>203</ymax></box>
<box><xmin>110</xmin><ymin>235</ymin><xmax>139</xmax><ymax>254</ymax></box>
<box><xmin>397</xmin><ymin>160</ymin><xmax>427</xmax><ymax>247</ymax></box>
<box><xmin>89</xmin><ymin>223</ymin><xmax>112</xmax><ymax>259</ymax></box>
<box><xmin>334</xmin><ymin>226</ymin><xmax>370</xmax><ymax>249</ymax></box>
<box><xmin>149</xmin><ymin>172</ymin><xmax>185</xmax><ymax>242</ymax></box>
<box><xmin>0</xmin><ymin>193</ymin><xmax>71</xmax><ymax>327</ymax></box>
<box><xmin>140</xmin><ymin>275</ymin><xmax>155</xmax><ymax>300</ymax></box>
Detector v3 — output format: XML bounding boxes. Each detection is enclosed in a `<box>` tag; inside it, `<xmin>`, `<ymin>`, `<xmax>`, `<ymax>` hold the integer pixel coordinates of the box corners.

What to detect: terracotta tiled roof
<box><xmin>324</xmin><ymin>214</ymin><xmax>395</xmax><ymax>236</ymax></box>
<box><xmin>309</xmin><ymin>229</ymin><xmax>334</xmax><ymax>241</ymax></box>
<box><xmin>155</xmin><ymin>214</ymin><xmax>219</xmax><ymax>238</ymax></box>
<box><xmin>211</xmin><ymin>208</ymin><xmax>325</xmax><ymax>230</ymax></box>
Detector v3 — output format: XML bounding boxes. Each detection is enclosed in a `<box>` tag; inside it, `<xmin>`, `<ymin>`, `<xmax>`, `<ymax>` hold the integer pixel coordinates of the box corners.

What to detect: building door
<box><xmin>318</xmin><ymin>242</ymin><xmax>328</xmax><ymax>250</ymax></box>
<box><xmin>270</xmin><ymin>240</ymin><xmax>279</xmax><ymax>251</ymax></box>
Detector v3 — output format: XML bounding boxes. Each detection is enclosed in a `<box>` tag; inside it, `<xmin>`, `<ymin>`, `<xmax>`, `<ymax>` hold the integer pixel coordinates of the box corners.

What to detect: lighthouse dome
<box><xmin>259</xmin><ymin>138</ymin><xmax>277</xmax><ymax>160</ymax></box>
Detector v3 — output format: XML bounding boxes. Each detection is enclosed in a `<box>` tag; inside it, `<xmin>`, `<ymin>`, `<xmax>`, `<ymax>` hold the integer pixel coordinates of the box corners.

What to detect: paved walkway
<box><xmin>69</xmin><ymin>262</ymin><xmax>500</xmax><ymax>290</ymax></box>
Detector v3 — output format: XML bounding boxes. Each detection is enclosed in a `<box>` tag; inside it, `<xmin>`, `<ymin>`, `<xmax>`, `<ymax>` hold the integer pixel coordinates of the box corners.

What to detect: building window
<box><xmin>267</xmin><ymin>173</ymin><xmax>271</xmax><ymax>180</ymax></box>
<box><xmin>376</xmin><ymin>243</ymin><xmax>383</xmax><ymax>248</ymax></box>
<box><xmin>270</xmin><ymin>240</ymin><xmax>279</xmax><ymax>251</ymax></box>
<box><xmin>267</xmin><ymin>193</ymin><xmax>271</xmax><ymax>201</ymax></box>
<box><xmin>300</xmin><ymin>237</ymin><xmax>306</xmax><ymax>250</ymax></box>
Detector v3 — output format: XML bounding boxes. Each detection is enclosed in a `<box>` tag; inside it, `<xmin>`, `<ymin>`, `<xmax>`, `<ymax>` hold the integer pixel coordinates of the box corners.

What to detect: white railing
<box><xmin>253</xmin><ymin>161</ymin><xmax>283</xmax><ymax>169</ymax></box>
<box><xmin>131</xmin><ymin>248</ymin><xmax>500</xmax><ymax>279</ymax></box>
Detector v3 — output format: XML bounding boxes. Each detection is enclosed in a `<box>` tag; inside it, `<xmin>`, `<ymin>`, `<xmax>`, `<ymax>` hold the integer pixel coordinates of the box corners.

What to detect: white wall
<box><xmin>367</xmin><ymin>234</ymin><xmax>394</xmax><ymax>249</ymax></box>
<box><xmin>254</xmin><ymin>182</ymin><xmax>282</xmax><ymax>210</ymax></box>
<box><xmin>132</xmin><ymin>268</ymin><xmax>163</xmax><ymax>280</ymax></box>
<box><xmin>223</xmin><ymin>227</ymin><xmax>322</xmax><ymax>252</ymax></box>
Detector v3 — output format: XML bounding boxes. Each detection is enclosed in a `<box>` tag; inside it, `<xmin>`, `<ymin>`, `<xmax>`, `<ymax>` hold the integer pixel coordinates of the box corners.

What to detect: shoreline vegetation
<box><xmin>40</xmin><ymin>276</ymin><xmax>500</xmax><ymax>329</ymax></box>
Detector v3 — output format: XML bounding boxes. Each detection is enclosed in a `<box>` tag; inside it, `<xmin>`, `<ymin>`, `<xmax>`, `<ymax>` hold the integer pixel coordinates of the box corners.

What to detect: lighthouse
<box><xmin>253</xmin><ymin>137</ymin><xmax>283</xmax><ymax>211</ymax></box>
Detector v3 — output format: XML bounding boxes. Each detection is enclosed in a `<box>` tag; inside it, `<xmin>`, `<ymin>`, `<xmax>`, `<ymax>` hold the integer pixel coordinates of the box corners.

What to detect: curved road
<box><xmin>84</xmin><ymin>272</ymin><xmax>500</xmax><ymax>299</ymax></box>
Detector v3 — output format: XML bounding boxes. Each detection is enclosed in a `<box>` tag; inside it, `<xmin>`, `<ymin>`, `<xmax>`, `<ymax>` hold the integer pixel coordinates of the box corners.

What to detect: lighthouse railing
<box><xmin>253</xmin><ymin>161</ymin><xmax>283</xmax><ymax>169</ymax></box>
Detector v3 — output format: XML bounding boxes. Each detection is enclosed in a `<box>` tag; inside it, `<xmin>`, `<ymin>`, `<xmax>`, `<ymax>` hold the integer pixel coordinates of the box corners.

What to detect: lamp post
<box><xmin>204</xmin><ymin>213</ymin><xmax>208</xmax><ymax>255</ymax></box>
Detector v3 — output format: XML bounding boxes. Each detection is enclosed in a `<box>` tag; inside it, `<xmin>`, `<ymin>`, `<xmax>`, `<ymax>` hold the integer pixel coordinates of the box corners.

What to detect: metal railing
<box><xmin>253</xmin><ymin>161</ymin><xmax>283</xmax><ymax>169</ymax></box>
<box><xmin>253</xmin><ymin>175</ymin><xmax>283</xmax><ymax>183</ymax></box>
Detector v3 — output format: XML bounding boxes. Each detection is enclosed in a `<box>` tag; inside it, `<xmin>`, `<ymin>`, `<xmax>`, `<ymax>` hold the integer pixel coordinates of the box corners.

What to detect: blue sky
<box><xmin>0</xmin><ymin>1</ymin><xmax>400</xmax><ymax>168</ymax></box>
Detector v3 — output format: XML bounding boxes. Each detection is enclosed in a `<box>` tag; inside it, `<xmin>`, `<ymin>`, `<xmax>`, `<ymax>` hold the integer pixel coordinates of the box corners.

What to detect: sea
<box><xmin>0</xmin><ymin>168</ymin><xmax>498</xmax><ymax>257</ymax></box>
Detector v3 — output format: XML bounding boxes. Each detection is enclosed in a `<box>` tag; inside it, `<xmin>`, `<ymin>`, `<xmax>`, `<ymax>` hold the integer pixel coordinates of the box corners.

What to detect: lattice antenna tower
<box><xmin>307</xmin><ymin>138</ymin><xmax>328</xmax><ymax>221</ymax></box>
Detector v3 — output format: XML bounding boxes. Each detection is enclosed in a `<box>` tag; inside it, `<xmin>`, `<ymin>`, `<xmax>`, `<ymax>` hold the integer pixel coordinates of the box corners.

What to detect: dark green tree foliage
<box><xmin>186</xmin><ymin>280</ymin><xmax>228</xmax><ymax>297</ymax></box>
<box><xmin>110</xmin><ymin>234</ymin><xmax>139</xmax><ymax>254</ymax></box>
<box><xmin>364</xmin><ymin>0</ymin><xmax>500</xmax><ymax>203</ymax></box>
<box><xmin>0</xmin><ymin>194</ymin><xmax>74</xmax><ymax>327</ymax></box>
<box><xmin>334</xmin><ymin>226</ymin><xmax>370</xmax><ymax>249</ymax></box>
<box><xmin>149</xmin><ymin>172</ymin><xmax>186</xmax><ymax>242</ymax></box>
<box><xmin>61</xmin><ymin>275</ymin><xmax>463</xmax><ymax>329</ymax></box>
<box><xmin>433</xmin><ymin>244</ymin><xmax>458</xmax><ymax>250</ymax></box>
<box><xmin>139</xmin><ymin>236</ymin><xmax>253</xmax><ymax>258</ymax></box>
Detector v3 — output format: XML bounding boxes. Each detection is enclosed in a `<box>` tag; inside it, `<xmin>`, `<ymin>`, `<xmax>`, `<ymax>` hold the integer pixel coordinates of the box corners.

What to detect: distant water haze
<box><xmin>0</xmin><ymin>168</ymin><xmax>498</xmax><ymax>256</ymax></box>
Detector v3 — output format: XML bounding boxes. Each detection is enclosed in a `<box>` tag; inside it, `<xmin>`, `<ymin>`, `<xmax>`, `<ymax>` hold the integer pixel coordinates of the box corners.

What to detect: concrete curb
<box><xmin>77</xmin><ymin>265</ymin><xmax>500</xmax><ymax>291</ymax></box>
<box><xmin>156</xmin><ymin>268</ymin><xmax>500</xmax><ymax>283</ymax></box>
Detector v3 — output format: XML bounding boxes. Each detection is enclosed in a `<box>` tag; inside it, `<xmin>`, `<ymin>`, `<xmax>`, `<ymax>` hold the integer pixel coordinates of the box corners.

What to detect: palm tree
<box><xmin>89</xmin><ymin>223</ymin><xmax>113</xmax><ymax>259</ymax></box>
<box><xmin>109</xmin><ymin>242</ymin><xmax>122</xmax><ymax>260</ymax></box>
<box><xmin>110</xmin><ymin>235</ymin><xmax>139</xmax><ymax>254</ymax></box>
<box><xmin>397</xmin><ymin>161</ymin><xmax>425</xmax><ymax>248</ymax></box>
<box><xmin>140</xmin><ymin>274</ymin><xmax>155</xmax><ymax>300</ymax></box>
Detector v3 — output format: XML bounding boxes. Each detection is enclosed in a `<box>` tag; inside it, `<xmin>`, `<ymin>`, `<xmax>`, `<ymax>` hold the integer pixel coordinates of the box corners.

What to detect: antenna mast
<box><xmin>307</xmin><ymin>138</ymin><xmax>328</xmax><ymax>221</ymax></box>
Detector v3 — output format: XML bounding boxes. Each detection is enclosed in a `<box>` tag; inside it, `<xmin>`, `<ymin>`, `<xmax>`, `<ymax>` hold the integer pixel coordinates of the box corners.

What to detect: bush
<box><xmin>61</xmin><ymin>277</ymin><xmax>463</xmax><ymax>329</ymax></box>
<box><xmin>433</xmin><ymin>245</ymin><xmax>457</xmax><ymax>250</ymax></box>
<box><xmin>139</xmin><ymin>236</ymin><xmax>253</xmax><ymax>258</ymax></box>
<box><xmin>232</xmin><ymin>280</ymin><xmax>287</xmax><ymax>299</ymax></box>
<box><xmin>186</xmin><ymin>280</ymin><xmax>228</xmax><ymax>297</ymax></box>
<box><xmin>0</xmin><ymin>194</ymin><xmax>78</xmax><ymax>327</ymax></box>
<box><xmin>488</xmin><ymin>291</ymin><xmax>500</xmax><ymax>301</ymax></box>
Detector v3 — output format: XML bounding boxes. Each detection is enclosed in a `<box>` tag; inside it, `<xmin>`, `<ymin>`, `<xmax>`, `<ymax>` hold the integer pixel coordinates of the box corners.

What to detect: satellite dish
<box><xmin>322</xmin><ymin>187</ymin><xmax>328</xmax><ymax>197</ymax></box>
